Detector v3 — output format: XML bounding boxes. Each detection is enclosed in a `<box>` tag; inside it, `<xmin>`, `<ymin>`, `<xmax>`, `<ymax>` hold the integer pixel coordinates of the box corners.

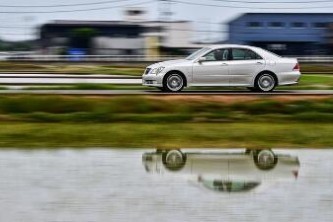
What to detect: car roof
<box><xmin>208</xmin><ymin>44</ymin><xmax>257</xmax><ymax>50</ymax></box>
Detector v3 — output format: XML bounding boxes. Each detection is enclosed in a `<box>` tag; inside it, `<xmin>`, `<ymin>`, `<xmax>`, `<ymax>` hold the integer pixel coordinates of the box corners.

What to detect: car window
<box><xmin>203</xmin><ymin>49</ymin><xmax>229</xmax><ymax>61</ymax></box>
<box><xmin>231</xmin><ymin>48</ymin><xmax>262</xmax><ymax>60</ymax></box>
<box><xmin>186</xmin><ymin>47</ymin><xmax>211</xmax><ymax>60</ymax></box>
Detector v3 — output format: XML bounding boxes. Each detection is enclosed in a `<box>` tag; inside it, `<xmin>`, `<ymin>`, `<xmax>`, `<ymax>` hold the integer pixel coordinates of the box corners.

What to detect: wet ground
<box><xmin>0</xmin><ymin>148</ymin><xmax>332</xmax><ymax>222</ymax></box>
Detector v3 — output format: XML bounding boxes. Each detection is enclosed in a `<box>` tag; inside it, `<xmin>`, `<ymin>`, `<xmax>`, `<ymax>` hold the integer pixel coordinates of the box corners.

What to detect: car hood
<box><xmin>149</xmin><ymin>59</ymin><xmax>190</xmax><ymax>68</ymax></box>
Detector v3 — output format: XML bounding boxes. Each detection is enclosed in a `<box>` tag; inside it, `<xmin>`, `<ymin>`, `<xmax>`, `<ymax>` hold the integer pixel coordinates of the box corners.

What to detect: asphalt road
<box><xmin>0</xmin><ymin>89</ymin><xmax>333</xmax><ymax>95</ymax></box>
<box><xmin>0</xmin><ymin>74</ymin><xmax>141</xmax><ymax>84</ymax></box>
<box><xmin>1</xmin><ymin>73</ymin><xmax>333</xmax><ymax>95</ymax></box>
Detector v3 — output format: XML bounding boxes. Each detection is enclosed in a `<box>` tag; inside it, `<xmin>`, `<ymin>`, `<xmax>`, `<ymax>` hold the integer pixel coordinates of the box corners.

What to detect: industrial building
<box><xmin>40</xmin><ymin>8</ymin><xmax>195</xmax><ymax>56</ymax></box>
<box><xmin>228</xmin><ymin>13</ymin><xmax>333</xmax><ymax>55</ymax></box>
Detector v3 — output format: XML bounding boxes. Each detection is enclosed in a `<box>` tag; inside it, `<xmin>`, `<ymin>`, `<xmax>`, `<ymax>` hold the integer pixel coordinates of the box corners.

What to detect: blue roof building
<box><xmin>228</xmin><ymin>13</ymin><xmax>333</xmax><ymax>55</ymax></box>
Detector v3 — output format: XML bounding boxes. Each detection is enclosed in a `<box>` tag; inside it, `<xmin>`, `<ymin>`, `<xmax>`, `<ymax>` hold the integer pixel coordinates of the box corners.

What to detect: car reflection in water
<box><xmin>142</xmin><ymin>149</ymin><xmax>300</xmax><ymax>193</ymax></box>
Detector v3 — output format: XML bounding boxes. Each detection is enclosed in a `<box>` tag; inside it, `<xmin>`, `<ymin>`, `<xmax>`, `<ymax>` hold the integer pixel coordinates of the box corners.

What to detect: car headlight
<box><xmin>151</xmin><ymin>67</ymin><xmax>165</xmax><ymax>75</ymax></box>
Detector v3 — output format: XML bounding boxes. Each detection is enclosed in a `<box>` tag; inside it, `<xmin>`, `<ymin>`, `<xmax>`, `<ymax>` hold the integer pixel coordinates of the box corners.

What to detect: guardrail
<box><xmin>3</xmin><ymin>54</ymin><xmax>333</xmax><ymax>63</ymax></box>
<box><xmin>3</xmin><ymin>55</ymin><xmax>183</xmax><ymax>62</ymax></box>
<box><xmin>296</xmin><ymin>57</ymin><xmax>333</xmax><ymax>63</ymax></box>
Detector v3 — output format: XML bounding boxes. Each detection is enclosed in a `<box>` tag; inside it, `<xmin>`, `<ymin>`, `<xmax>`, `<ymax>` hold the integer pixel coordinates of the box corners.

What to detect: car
<box><xmin>142</xmin><ymin>44</ymin><xmax>301</xmax><ymax>92</ymax></box>
<box><xmin>142</xmin><ymin>149</ymin><xmax>300</xmax><ymax>193</ymax></box>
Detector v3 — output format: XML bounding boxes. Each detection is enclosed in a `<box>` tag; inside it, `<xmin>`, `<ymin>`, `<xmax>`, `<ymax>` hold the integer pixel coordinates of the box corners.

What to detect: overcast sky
<box><xmin>0</xmin><ymin>0</ymin><xmax>333</xmax><ymax>42</ymax></box>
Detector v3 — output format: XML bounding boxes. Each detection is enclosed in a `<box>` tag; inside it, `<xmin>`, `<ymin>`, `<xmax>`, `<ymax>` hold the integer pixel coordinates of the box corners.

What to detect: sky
<box><xmin>1</xmin><ymin>0</ymin><xmax>333</xmax><ymax>42</ymax></box>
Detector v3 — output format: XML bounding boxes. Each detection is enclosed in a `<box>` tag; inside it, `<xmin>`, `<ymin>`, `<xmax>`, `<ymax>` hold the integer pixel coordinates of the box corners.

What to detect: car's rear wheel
<box><xmin>254</xmin><ymin>73</ymin><xmax>276</xmax><ymax>92</ymax></box>
<box><xmin>163</xmin><ymin>73</ymin><xmax>184</xmax><ymax>92</ymax></box>
<box><xmin>162</xmin><ymin>150</ymin><xmax>186</xmax><ymax>171</ymax></box>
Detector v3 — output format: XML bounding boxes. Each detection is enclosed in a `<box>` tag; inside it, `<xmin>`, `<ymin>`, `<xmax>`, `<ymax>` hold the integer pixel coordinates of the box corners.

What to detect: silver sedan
<box><xmin>142</xmin><ymin>44</ymin><xmax>301</xmax><ymax>92</ymax></box>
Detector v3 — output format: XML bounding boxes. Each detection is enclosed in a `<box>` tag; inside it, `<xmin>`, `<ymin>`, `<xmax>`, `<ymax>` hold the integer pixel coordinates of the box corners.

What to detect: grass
<box><xmin>301</xmin><ymin>64</ymin><xmax>333</xmax><ymax>73</ymax></box>
<box><xmin>278</xmin><ymin>74</ymin><xmax>333</xmax><ymax>90</ymax></box>
<box><xmin>0</xmin><ymin>122</ymin><xmax>332</xmax><ymax>148</ymax></box>
<box><xmin>0</xmin><ymin>95</ymin><xmax>332</xmax><ymax>123</ymax></box>
<box><xmin>0</xmin><ymin>95</ymin><xmax>332</xmax><ymax>148</ymax></box>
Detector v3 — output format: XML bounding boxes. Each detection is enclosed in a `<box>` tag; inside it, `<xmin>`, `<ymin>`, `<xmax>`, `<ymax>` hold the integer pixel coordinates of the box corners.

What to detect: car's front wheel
<box><xmin>254</xmin><ymin>73</ymin><xmax>276</xmax><ymax>92</ymax></box>
<box><xmin>163</xmin><ymin>73</ymin><xmax>185</xmax><ymax>92</ymax></box>
<box><xmin>252</xmin><ymin>149</ymin><xmax>278</xmax><ymax>170</ymax></box>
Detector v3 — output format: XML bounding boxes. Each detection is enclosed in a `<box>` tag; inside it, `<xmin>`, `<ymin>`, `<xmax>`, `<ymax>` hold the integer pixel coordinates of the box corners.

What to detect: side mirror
<box><xmin>198</xmin><ymin>57</ymin><xmax>207</xmax><ymax>63</ymax></box>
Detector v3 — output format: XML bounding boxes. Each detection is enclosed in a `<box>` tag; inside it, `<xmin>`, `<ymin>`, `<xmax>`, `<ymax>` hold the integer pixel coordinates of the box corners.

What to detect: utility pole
<box><xmin>157</xmin><ymin>0</ymin><xmax>173</xmax><ymax>57</ymax></box>
<box><xmin>159</xmin><ymin>0</ymin><xmax>172</xmax><ymax>22</ymax></box>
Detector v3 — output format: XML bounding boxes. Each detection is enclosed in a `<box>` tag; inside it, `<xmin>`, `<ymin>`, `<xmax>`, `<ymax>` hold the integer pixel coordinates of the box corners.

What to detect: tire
<box><xmin>162</xmin><ymin>150</ymin><xmax>186</xmax><ymax>171</ymax></box>
<box><xmin>163</xmin><ymin>73</ymin><xmax>185</xmax><ymax>92</ymax></box>
<box><xmin>254</xmin><ymin>73</ymin><xmax>277</xmax><ymax>92</ymax></box>
<box><xmin>252</xmin><ymin>149</ymin><xmax>278</xmax><ymax>171</ymax></box>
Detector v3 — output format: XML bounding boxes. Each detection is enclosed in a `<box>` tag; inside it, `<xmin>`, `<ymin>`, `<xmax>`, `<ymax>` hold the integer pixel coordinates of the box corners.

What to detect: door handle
<box><xmin>221</xmin><ymin>63</ymin><xmax>228</xmax><ymax>66</ymax></box>
<box><xmin>257</xmin><ymin>61</ymin><xmax>264</xmax><ymax>65</ymax></box>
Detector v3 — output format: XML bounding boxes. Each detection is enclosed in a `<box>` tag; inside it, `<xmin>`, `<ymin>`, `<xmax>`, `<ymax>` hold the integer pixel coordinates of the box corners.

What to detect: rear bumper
<box><xmin>278</xmin><ymin>71</ymin><xmax>301</xmax><ymax>86</ymax></box>
<box><xmin>142</xmin><ymin>74</ymin><xmax>163</xmax><ymax>87</ymax></box>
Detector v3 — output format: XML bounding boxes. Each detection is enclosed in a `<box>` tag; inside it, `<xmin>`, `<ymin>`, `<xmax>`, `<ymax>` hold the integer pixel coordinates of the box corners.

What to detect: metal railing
<box><xmin>295</xmin><ymin>57</ymin><xmax>333</xmax><ymax>63</ymax></box>
<box><xmin>3</xmin><ymin>55</ymin><xmax>183</xmax><ymax>62</ymax></box>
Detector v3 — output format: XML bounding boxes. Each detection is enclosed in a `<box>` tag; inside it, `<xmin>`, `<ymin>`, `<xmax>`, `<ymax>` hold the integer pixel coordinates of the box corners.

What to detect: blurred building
<box><xmin>40</xmin><ymin>8</ymin><xmax>195</xmax><ymax>56</ymax></box>
<box><xmin>228</xmin><ymin>13</ymin><xmax>333</xmax><ymax>55</ymax></box>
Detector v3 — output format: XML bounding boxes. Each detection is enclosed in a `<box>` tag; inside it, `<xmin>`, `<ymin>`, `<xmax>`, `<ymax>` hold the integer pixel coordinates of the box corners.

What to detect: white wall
<box><xmin>162</xmin><ymin>22</ymin><xmax>193</xmax><ymax>48</ymax></box>
<box><xmin>92</xmin><ymin>37</ymin><xmax>145</xmax><ymax>55</ymax></box>
<box><xmin>143</xmin><ymin>22</ymin><xmax>193</xmax><ymax>48</ymax></box>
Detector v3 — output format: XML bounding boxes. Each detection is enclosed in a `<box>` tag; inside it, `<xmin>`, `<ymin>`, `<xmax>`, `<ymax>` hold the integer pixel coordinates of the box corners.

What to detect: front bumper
<box><xmin>142</xmin><ymin>73</ymin><xmax>164</xmax><ymax>87</ymax></box>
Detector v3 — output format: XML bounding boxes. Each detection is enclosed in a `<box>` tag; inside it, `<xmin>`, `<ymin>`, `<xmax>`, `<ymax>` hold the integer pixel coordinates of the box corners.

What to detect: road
<box><xmin>0</xmin><ymin>74</ymin><xmax>141</xmax><ymax>84</ymax></box>
<box><xmin>0</xmin><ymin>89</ymin><xmax>333</xmax><ymax>95</ymax></box>
<box><xmin>0</xmin><ymin>73</ymin><xmax>333</xmax><ymax>95</ymax></box>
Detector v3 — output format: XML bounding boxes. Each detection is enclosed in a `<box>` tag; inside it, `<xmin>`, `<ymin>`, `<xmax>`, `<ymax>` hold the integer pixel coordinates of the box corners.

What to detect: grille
<box><xmin>145</xmin><ymin>68</ymin><xmax>151</xmax><ymax>75</ymax></box>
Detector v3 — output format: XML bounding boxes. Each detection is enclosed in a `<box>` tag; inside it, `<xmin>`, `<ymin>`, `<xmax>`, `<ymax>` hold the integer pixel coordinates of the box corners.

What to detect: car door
<box><xmin>192</xmin><ymin>48</ymin><xmax>230</xmax><ymax>86</ymax></box>
<box><xmin>228</xmin><ymin>48</ymin><xmax>266</xmax><ymax>86</ymax></box>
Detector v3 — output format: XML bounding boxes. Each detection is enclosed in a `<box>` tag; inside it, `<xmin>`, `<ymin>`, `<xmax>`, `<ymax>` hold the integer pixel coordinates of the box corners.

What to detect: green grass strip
<box><xmin>0</xmin><ymin>122</ymin><xmax>331</xmax><ymax>148</ymax></box>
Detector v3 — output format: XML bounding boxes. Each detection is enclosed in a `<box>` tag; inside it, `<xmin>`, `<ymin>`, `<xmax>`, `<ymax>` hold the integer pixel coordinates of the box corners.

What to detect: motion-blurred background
<box><xmin>1</xmin><ymin>0</ymin><xmax>333</xmax><ymax>59</ymax></box>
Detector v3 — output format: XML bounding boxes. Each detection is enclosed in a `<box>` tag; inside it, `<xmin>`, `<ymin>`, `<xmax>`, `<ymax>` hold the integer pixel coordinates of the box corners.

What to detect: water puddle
<box><xmin>0</xmin><ymin>148</ymin><xmax>331</xmax><ymax>221</ymax></box>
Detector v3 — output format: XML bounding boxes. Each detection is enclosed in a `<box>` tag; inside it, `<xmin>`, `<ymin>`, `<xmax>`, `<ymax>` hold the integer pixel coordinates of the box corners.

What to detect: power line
<box><xmin>0</xmin><ymin>33</ymin><xmax>35</xmax><ymax>36</ymax></box>
<box><xmin>0</xmin><ymin>0</ymin><xmax>134</xmax><ymax>8</ymax></box>
<box><xmin>0</xmin><ymin>26</ymin><xmax>31</xmax><ymax>29</ymax></box>
<box><xmin>0</xmin><ymin>0</ymin><xmax>331</xmax><ymax>8</ymax></box>
<box><xmin>0</xmin><ymin>0</ymin><xmax>155</xmax><ymax>14</ymax></box>
<box><xmin>173</xmin><ymin>0</ymin><xmax>333</xmax><ymax>9</ymax></box>
<box><xmin>210</xmin><ymin>0</ymin><xmax>333</xmax><ymax>4</ymax></box>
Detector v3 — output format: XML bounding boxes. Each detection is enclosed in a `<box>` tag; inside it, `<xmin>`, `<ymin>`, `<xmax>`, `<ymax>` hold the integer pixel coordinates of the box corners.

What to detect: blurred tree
<box><xmin>70</xmin><ymin>28</ymin><xmax>98</xmax><ymax>54</ymax></box>
<box><xmin>0</xmin><ymin>40</ymin><xmax>34</xmax><ymax>51</ymax></box>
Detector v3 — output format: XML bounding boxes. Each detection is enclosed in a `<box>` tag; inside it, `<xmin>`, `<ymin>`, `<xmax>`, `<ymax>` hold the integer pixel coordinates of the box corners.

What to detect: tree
<box><xmin>69</xmin><ymin>28</ymin><xmax>98</xmax><ymax>53</ymax></box>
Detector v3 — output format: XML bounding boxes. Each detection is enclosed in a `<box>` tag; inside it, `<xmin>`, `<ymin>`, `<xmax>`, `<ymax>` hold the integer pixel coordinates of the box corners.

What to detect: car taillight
<box><xmin>293</xmin><ymin>63</ymin><xmax>300</xmax><ymax>71</ymax></box>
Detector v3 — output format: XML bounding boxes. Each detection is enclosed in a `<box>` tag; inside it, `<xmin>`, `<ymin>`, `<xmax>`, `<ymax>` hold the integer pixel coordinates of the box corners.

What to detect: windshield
<box><xmin>186</xmin><ymin>47</ymin><xmax>211</xmax><ymax>60</ymax></box>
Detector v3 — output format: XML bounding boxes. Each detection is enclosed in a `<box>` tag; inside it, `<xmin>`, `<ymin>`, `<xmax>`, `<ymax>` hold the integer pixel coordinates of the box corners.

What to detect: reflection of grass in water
<box><xmin>0</xmin><ymin>123</ymin><xmax>332</xmax><ymax>148</ymax></box>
